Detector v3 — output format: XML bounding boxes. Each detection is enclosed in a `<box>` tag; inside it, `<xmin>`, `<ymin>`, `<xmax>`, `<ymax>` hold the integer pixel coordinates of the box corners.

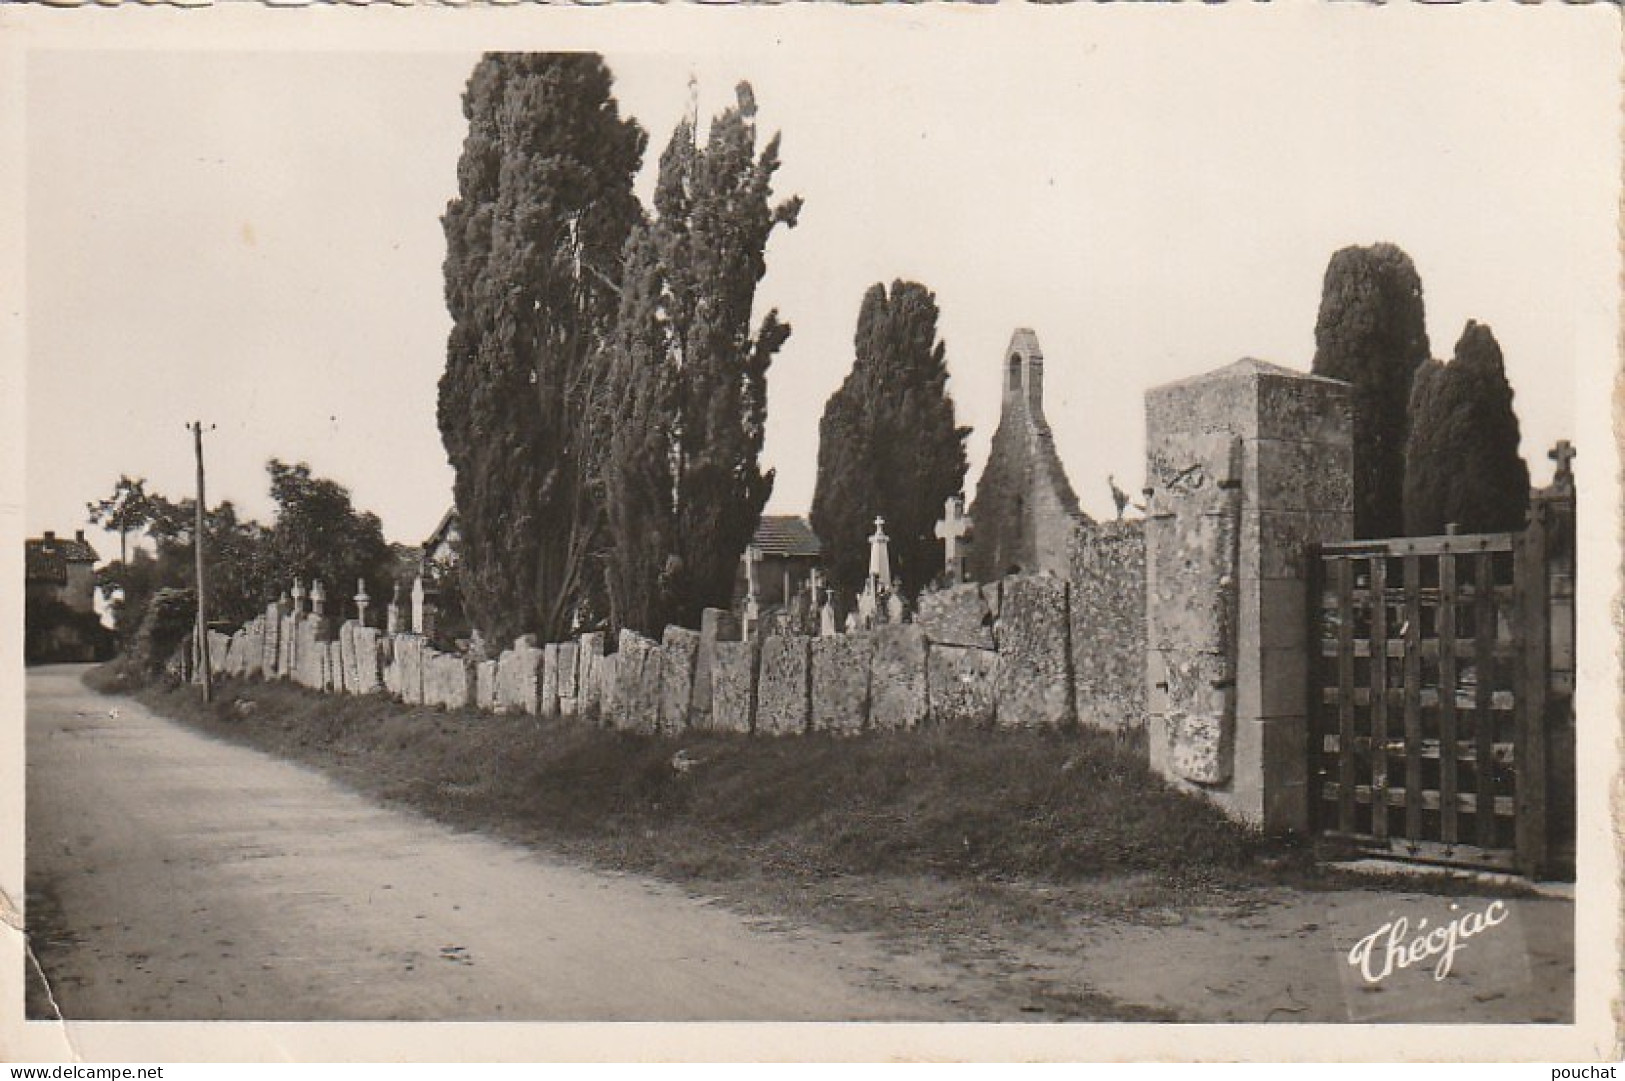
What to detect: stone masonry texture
<box><xmin>660</xmin><ymin>626</ymin><xmax>700</xmax><ymax>732</ymax></box>
<box><xmin>707</xmin><ymin>640</ymin><xmax>757</xmax><ymax>734</ymax></box>
<box><xmin>1067</xmin><ymin>519</ymin><xmax>1147</xmax><ymax>734</ymax></box>
<box><xmin>914</xmin><ymin>583</ymin><xmax>995</xmax><ymax>649</ymax></box>
<box><xmin>810</xmin><ymin>631</ymin><xmax>873</xmax><ymax>733</ymax></box>
<box><xmin>993</xmin><ymin>574</ymin><xmax>1073</xmax><ymax>727</ymax></box>
<box><xmin>926</xmin><ymin>643</ymin><xmax>1000</xmax><ymax>728</ymax></box>
<box><xmin>755</xmin><ymin>634</ymin><xmax>810</xmax><ymax>736</ymax></box>
<box><xmin>868</xmin><ymin>624</ymin><xmax>929</xmax><ymax>731</ymax></box>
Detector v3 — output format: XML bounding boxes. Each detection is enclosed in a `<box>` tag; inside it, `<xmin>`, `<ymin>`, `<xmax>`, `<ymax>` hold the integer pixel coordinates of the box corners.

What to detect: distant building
<box><xmin>736</xmin><ymin>515</ymin><xmax>824</xmax><ymax>608</ymax></box>
<box><xmin>967</xmin><ymin>328</ymin><xmax>1089</xmax><ymax>580</ymax></box>
<box><xmin>25</xmin><ymin>530</ymin><xmax>99</xmax><ymax>613</ymax></box>
<box><xmin>421</xmin><ymin>508</ymin><xmax>460</xmax><ymax>572</ymax></box>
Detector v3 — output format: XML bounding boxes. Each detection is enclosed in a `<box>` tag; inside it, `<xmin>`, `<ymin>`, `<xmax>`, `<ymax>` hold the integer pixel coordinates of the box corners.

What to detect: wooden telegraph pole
<box><xmin>189</xmin><ymin>421</ymin><xmax>214</xmax><ymax>703</ymax></box>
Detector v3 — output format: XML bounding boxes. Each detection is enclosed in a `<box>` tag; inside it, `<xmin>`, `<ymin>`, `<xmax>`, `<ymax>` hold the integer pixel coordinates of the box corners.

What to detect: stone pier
<box><xmin>1143</xmin><ymin>359</ymin><xmax>1352</xmax><ymax>832</ymax></box>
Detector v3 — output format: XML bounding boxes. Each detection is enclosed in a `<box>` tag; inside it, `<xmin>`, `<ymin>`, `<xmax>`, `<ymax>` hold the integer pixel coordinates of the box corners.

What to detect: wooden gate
<box><xmin>1308</xmin><ymin>506</ymin><xmax>1572</xmax><ymax>876</ymax></box>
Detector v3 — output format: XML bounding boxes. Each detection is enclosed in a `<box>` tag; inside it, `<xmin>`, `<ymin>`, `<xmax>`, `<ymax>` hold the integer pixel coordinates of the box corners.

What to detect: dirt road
<box><xmin>25</xmin><ymin>665</ymin><xmax>959</xmax><ymax>1021</ymax></box>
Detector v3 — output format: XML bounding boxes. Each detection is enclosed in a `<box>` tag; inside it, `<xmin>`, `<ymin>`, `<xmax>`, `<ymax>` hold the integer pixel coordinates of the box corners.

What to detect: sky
<box><xmin>20</xmin><ymin>7</ymin><xmax>1618</xmax><ymax>571</ymax></box>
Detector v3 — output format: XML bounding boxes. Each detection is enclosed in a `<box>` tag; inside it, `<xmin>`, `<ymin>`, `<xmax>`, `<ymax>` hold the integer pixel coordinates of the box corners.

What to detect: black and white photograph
<box><xmin>2</xmin><ymin>3</ymin><xmax>1619</xmax><ymax>1065</ymax></box>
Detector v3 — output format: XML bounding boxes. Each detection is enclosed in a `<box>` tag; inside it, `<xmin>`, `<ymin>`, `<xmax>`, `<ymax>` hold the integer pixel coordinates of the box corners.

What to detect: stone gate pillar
<box><xmin>1143</xmin><ymin>359</ymin><xmax>1352</xmax><ymax>832</ymax></box>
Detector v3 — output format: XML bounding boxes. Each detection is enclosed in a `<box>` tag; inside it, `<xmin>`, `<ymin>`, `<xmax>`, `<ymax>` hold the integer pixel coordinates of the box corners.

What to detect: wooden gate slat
<box><xmin>1438</xmin><ymin>552</ymin><xmax>1460</xmax><ymax>845</ymax></box>
<box><xmin>1475</xmin><ymin>551</ymin><xmax>1498</xmax><ymax>849</ymax></box>
<box><xmin>1369</xmin><ymin>555</ymin><xmax>1389</xmax><ymax>840</ymax></box>
<box><xmin>1515</xmin><ymin>513</ymin><xmax>1550</xmax><ymax>877</ymax></box>
<box><xmin>1336</xmin><ymin>557</ymin><xmax>1357</xmax><ymax>834</ymax></box>
<box><xmin>1403</xmin><ymin>553</ymin><xmax>1423</xmax><ymax>843</ymax></box>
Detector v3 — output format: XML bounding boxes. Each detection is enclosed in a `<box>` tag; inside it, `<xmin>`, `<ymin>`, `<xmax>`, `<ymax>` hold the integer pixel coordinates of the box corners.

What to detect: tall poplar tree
<box><xmin>1311</xmin><ymin>243</ymin><xmax>1431</xmax><ymax>538</ymax></box>
<box><xmin>810</xmin><ymin>281</ymin><xmax>970</xmax><ymax>596</ymax></box>
<box><xmin>603</xmin><ymin>83</ymin><xmax>801</xmax><ymax>635</ymax></box>
<box><xmin>1403</xmin><ymin>320</ymin><xmax>1530</xmax><ymax>536</ymax></box>
<box><xmin>437</xmin><ymin>53</ymin><xmax>646</xmax><ymax>644</ymax></box>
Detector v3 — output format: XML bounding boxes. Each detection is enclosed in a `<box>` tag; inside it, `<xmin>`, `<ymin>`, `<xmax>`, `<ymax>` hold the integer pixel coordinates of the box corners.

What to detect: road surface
<box><xmin>25</xmin><ymin>665</ymin><xmax>957</xmax><ymax>1021</ymax></box>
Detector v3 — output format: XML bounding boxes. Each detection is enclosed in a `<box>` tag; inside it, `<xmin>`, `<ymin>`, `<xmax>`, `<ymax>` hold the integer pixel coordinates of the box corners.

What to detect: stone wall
<box><xmin>197</xmin><ymin>555</ymin><xmax>1147</xmax><ymax>748</ymax></box>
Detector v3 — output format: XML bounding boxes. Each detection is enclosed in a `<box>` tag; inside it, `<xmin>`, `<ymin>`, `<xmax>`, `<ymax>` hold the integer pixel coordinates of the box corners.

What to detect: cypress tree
<box><xmin>1311</xmin><ymin>243</ymin><xmax>1431</xmax><ymax>538</ymax></box>
<box><xmin>602</xmin><ymin>83</ymin><xmax>801</xmax><ymax>634</ymax></box>
<box><xmin>810</xmin><ymin>281</ymin><xmax>971</xmax><ymax>597</ymax></box>
<box><xmin>1403</xmin><ymin>320</ymin><xmax>1530</xmax><ymax>536</ymax></box>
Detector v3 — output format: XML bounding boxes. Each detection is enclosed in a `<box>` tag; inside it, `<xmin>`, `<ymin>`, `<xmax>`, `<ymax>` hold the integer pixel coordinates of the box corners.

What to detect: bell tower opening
<box><xmin>1007</xmin><ymin>354</ymin><xmax>1023</xmax><ymax>393</ymax></box>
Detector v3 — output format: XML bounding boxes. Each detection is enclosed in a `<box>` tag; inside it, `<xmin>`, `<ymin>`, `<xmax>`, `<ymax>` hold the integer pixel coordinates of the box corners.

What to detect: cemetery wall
<box><xmin>191</xmin><ymin>545</ymin><xmax>1149</xmax><ymax>740</ymax></box>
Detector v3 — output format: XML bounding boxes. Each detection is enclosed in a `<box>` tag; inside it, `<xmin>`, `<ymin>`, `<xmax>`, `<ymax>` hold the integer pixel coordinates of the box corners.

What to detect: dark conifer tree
<box><xmin>602</xmin><ymin>83</ymin><xmax>801</xmax><ymax>635</ymax></box>
<box><xmin>1311</xmin><ymin>243</ymin><xmax>1431</xmax><ymax>538</ymax></box>
<box><xmin>1403</xmin><ymin>320</ymin><xmax>1530</xmax><ymax>536</ymax></box>
<box><xmin>810</xmin><ymin>281</ymin><xmax>971</xmax><ymax>596</ymax></box>
<box><xmin>437</xmin><ymin>53</ymin><xmax>646</xmax><ymax>644</ymax></box>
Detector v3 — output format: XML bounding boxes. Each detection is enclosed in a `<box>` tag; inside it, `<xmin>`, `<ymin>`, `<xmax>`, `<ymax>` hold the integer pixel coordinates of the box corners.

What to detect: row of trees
<box><xmin>1311</xmin><ymin>242</ymin><xmax>1531</xmax><ymax>539</ymax></box>
<box><xmin>438</xmin><ymin>57</ymin><xmax>805</xmax><ymax>643</ymax></box>
<box><xmin>87</xmin><ymin>462</ymin><xmax>403</xmax><ymax>649</ymax></box>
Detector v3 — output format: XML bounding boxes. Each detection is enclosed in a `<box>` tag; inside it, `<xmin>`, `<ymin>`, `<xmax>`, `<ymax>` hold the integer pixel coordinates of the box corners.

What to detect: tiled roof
<box><xmin>26</xmin><ymin>534</ymin><xmax>98</xmax><ymax>584</ymax></box>
<box><xmin>751</xmin><ymin>515</ymin><xmax>822</xmax><ymax>559</ymax></box>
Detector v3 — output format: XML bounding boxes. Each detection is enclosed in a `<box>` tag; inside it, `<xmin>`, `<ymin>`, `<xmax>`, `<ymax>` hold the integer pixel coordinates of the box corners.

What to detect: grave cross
<box><xmin>1549</xmin><ymin>440</ymin><xmax>1576</xmax><ymax>492</ymax></box>
<box><xmin>354</xmin><ymin>578</ymin><xmax>371</xmax><ymax>626</ymax></box>
<box><xmin>934</xmin><ymin>495</ymin><xmax>971</xmax><ymax>583</ymax></box>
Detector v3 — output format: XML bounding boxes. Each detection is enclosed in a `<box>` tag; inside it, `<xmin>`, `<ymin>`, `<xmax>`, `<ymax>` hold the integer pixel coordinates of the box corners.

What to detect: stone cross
<box><xmin>290</xmin><ymin>579</ymin><xmax>307</xmax><ymax>616</ymax></box>
<box><xmin>1549</xmin><ymin>440</ymin><xmax>1576</xmax><ymax>493</ymax></box>
<box><xmin>278</xmin><ymin>589</ymin><xmax>292</xmax><ymax>617</ymax></box>
<box><xmin>807</xmin><ymin>567</ymin><xmax>823</xmax><ymax>608</ymax></box>
<box><xmin>934</xmin><ymin>495</ymin><xmax>971</xmax><ymax>583</ymax></box>
<box><xmin>743</xmin><ymin>593</ymin><xmax>760</xmax><ymax>642</ymax></box>
<box><xmin>743</xmin><ymin>544</ymin><xmax>763</xmax><ymax>604</ymax></box>
<box><xmin>310</xmin><ymin>578</ymin><xmax>327</xmax><ymax>618</ymax></box>
<box><xmin>867</xmin><ymin>516</ymin><xmax>891</xmax><ymax>587</ymax></box>
<box><xmin>354</xmin><ymin>578</ymin><xmax>371</xmax><ymax>626</ymax></box>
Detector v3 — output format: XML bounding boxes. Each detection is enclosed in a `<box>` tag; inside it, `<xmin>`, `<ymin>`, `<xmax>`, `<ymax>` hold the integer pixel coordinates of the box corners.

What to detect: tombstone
<box><xmin>819</xmin><ymin>594</ymin><xmax>837</xmax><ymax>638</ymax></box>
<box><xmin>845</xmin><ymin>608</ymin><xmax>861</xmax><ymax>634</ymax></box>
<box><xmin>1143</xmin><ymin>359</ymin><xmax>1352</xmax><ymax>832</ymax></box>
<box><xmin>556</xmin><ymin>640</ymin><xmax>580</xmax><ymax>718</ymax></box>
<box><xmin>412</xmin><ymin>575</ymin><xmax>439</xmax><ymax>641</ymax></box>
<box><xmin>742</xmin><ymin>544</ymin><xmax>764</xmax><ymax>640</ymax></box>
<box><xmin>386</xmin><ymin>581</ymin><xmax>406</xmax><ymax>636</ymax></box>
<box><xmin>743</xmin><ymin>594</ymin><xmax>761</xmax><ymax>643</ymax></box>
<box><xmin>310</xmin><ymin>578</ymin><xmax>327</xmax><ymax>619</ymax></box>
<box><xmin>354</xmin><ymin>578</ymin><xmax>371</xmax><ymax>626</ymax></box>
<box><xmin>886</xmin><ymin>583</ymin><xmax>906</xmax><ymax>625</ymax></box>
<box><xmin>934</xmin><ymin>494</ymin><xmax>972</xmax><ymax>585</ymax></box>
<box><xmin>290</xmin><ymin>578</ymin><xmax>307</xmax><ymax>616</ymax></box>
<box><xmin>577</xmin><ymin>631</ymin><xmax>606</xmax><ymax>720</ymax></box>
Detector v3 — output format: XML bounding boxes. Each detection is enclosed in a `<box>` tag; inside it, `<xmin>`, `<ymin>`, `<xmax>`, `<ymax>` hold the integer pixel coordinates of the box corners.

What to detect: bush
<box><xmin>132</xmin><ymin>587</ymin><xmax>196</xmax><ymax>674</ymax></box>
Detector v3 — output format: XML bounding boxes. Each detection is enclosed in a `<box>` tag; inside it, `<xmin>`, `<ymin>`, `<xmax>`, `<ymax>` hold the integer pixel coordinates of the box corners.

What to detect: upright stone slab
<box><xmin>329</xmin><ymin>640</ymin><xmax>346</xmax><ymax>693</ymax></box>
<box><xmin>535</xmin><ymin>644</ymin><xmax>557</xmax><ymax>718</ymax></box>
<box><xmin>692</xmin><ymin>608</ymin><xmax>740</xmax><ymax>729</ymax></box>
<box><xmin>398</xmin><ymin>634</ymin><xmax>426</xmax><ymax>706</ymax></box>
<box><xmin>337</xmin><ymin>621</ymin><xmax>358</xmax><ymax>694</ymax></box>
<box><xmin>869</xmin><ymin>624</ymin><xmax>929</xmax><ymax>730</ymax></box>
<box><xmin>927</xmin><ymin>643</ymin><xmax>1000</xmax><ymax>728</ymax></box>
<box><xmin>262</xmin><ymin>604</ymin><xmax>282</xmax><ymax>677</ymax></box>
<box><xmin>1143</xmin><ymin>358</ymin><xmax>1352</xmax><ymax>831</ymax></box>
<box><xmin>811</xmin><ymin>632</ymin><xmax>873</xmax><ymax>733</ymax></box>
<box><xmin>556</xmin><ymin>641</ymin><xmax>579</xmax><ymax>718</ymax></box>
<box><xmin>710</xmin><ymin>639</ymin><xmax>759</xmax><ymax>734</ymax></box>
<box><xmin>613</xmin><ymin>631</ymin><xmax>658</xmax><ymax>732</ymax></box>
<box><xmin>353</xmin><ymin>626</ymin><xmax>383</xmax><ymax>695</ymax></box>
<box><xmin>477</xmin><ymin>658</ymin><xmax>499</xmax><ymax>712</ymax></box>
<box><xmin>914</xmin><ymin>583</ymin><xmax>996</xmax><ymax>649</ymax></box>
<box><xmin>755</xmin><ymin>634</ymin><xmax>811</xmax><ymax>736</ymax></box>
<box><xmin>993</xmin><ymin>574</ymin><xmax>1073</xmax><ymax>728</ymax></box>
<box><xmin>636</xmin><ymin>646</ymin><xmax>666</xmax><ymax>734</ymax></box>
<box><xmin>598</xmin><ymin>652</ymin><xmax>621</xmax><ymax>728</ymax></box>
<box><xmin>660</xmin><ymin>626</ymin><xmax>701</xmax><ymax>732</ymax></box>
<box><xmin>1068</xmin><ymin>519</ymin><xmax>1148</xmax><ymax>734</ymax></box>
<box><xmin>577</xmin><ymin>631</ymin><xmax>605</xmax><ymax>721</ymax></box>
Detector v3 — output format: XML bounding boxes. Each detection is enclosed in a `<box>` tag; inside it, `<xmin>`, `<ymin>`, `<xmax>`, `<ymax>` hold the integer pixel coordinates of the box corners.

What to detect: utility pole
<box><xmin>189</xmin><ymin>421</ymin><xmax>214</xmax><ymax>703</ymax></box>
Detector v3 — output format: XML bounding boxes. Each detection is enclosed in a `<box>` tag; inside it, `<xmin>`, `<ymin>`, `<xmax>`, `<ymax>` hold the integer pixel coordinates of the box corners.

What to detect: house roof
<box><xmin>423</xmin><ymin>506</ymin><xmax>460</xmax><ymax>551</ymax></box>
<box><xmin>751</xmin><ymin>515</ymin><xmax>822</xmax><ymax>559</ymax></box>
<box><xmin>26</xmin><ymin>533</ymin><xmax>99</xmax><ymax>585</ymax></box>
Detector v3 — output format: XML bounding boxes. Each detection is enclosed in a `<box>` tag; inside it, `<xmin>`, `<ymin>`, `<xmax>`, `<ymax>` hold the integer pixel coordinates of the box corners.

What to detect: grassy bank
<box><xmin>109</xmin><ymin>666</ymin><xmax>1280</xmax><ymax>890</ymax></box>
